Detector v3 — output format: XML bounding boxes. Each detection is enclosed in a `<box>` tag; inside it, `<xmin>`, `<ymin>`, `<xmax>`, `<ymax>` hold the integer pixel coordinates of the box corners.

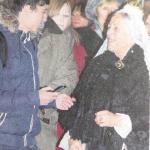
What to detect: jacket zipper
<box><xmin>21</xmin><ymin>33</ymin><xmax>36</xmax><ymax>147</ymax></box>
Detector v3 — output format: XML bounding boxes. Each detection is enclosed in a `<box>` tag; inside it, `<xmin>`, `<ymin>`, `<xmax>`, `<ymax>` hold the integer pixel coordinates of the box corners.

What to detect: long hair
<box><xmin>0</xmin><ymin>32</ymin><xmax>7</xmax><ymax>67</ymax></box>
<box><xmin>48</xmin><ymin>0</ymin><xmax>70</xmax><ymax>17</ymax></box>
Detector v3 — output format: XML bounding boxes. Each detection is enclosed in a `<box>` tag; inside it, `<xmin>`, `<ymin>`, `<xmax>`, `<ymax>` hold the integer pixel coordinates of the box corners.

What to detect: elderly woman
<box><xmin>94</xmin><ymin>5</ymin><xmax>150</xmax><ymax>150</ymax></box>
<box><xmin>60</xmin><ymin>4</ymin><xmax>149</xmax><ymax>150</ymax></box>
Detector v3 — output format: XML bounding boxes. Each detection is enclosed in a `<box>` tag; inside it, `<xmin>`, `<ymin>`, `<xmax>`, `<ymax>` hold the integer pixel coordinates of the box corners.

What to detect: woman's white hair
<box><xmin>118</xmin><ymin>4</ymin><xmax>150</xmax><ymax>77</ymax></box>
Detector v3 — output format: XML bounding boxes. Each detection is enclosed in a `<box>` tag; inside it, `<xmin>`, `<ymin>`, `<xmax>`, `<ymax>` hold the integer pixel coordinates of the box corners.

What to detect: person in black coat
<box><xmin>71</xmin><ymin>2</ymin><xmax>103</xmax><ymax>62</ymax></box>
<box><xmin>59</xmin><ymin>4</ymin><xmax>149</xmax><ymax>150</ymax></box>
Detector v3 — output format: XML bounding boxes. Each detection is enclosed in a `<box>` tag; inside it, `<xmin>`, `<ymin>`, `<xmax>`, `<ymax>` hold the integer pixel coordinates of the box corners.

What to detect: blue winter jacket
<box><xmin>0</xmin><ymin>24</ymin><xmax>41</xmax><ymax>148</ymax></box>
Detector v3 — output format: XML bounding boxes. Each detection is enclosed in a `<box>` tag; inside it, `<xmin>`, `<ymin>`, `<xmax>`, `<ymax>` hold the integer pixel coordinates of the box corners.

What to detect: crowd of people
<box><xmin>0</xmin><ymin>0</ymin><xmax>149</xmax><ymax>150</ymax></box>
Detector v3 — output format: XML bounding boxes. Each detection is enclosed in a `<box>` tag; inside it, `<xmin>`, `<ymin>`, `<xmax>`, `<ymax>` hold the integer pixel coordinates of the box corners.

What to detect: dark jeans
<box><xmin>0</xmin><ymin>145</ymin><xmax>38</xmax><ymax>150</ymax></box>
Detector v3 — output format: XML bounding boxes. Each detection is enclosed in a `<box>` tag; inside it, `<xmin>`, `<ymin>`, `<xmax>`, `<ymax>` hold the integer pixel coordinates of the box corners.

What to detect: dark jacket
<box><xmin>75</xmin><ymin>27</ymin><xmax>103</xmax><ymax>62</ymax></box>
<box><xmin>62</xmin><ymin>44</ymin><xmax>149</xmax><ymax>150</ymax></box>
<box><xmin>0</xmin><ymin>6</ymin><xmax>40</xmax><ymax>148</ymax></box>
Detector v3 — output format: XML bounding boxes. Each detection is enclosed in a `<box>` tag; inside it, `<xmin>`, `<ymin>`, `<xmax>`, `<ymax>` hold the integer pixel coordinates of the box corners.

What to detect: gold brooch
<box><xmin>115</xmin><ymin>60</ymin><xmax>125</xmax><ymax>70</ymax></box>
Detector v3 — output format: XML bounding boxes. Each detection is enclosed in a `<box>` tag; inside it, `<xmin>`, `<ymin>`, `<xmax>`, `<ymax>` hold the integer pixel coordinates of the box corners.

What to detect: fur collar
<box><xmin>0</xmin><ymin>5</ymin><xmax>18</xmax><ymax>32</ymax></box>
<box><xmin>45</xmin><ymin>17</ymin><xmax>62</xmax><ymax>34</ymax></box>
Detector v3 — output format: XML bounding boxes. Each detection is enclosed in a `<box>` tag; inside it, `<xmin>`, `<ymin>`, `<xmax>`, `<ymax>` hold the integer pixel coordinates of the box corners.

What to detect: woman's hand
<box><xmin>39</xmin><ymin>87</ymin><xmax>58</xmax><ymax>105</ymax></box>
<box><xmin>55</xmin><ymin>94</ymin><xmax>75</xmax><ymax>110</ymax></box>
<box><xmin>69</xmin><ymin>138</ymin><xmax>83</xmax><ymax>150</ymax></box>
<box><xmin>95</xmin><ymin>110</ymin><xmax>121</xmax><ymax>127</ymax></box>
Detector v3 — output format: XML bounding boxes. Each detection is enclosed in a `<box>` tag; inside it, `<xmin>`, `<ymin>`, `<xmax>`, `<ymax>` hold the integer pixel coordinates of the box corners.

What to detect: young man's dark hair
<box><xmin>2</xmin><ymin>0</ymin><xmax>49</xmax><ymax>15</ymax></box>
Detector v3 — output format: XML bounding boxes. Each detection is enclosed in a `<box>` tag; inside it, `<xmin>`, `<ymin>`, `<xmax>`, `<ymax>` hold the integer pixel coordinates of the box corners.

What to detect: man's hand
<box><xmin>55</xmin><ymin>94</ymin><xmax>75</xmax><ymax>110</ymax></box>
<box><xmin>39</xmin><ymin>87</ymin><xmax>58</xmax><ymax>105</ymax></box>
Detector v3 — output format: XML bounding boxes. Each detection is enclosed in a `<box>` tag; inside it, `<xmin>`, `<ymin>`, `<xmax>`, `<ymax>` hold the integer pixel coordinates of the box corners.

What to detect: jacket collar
<box><xmin>0</xmin><ymin>5</ymin><xmax>18</xmax><ymax>33</ymax></box>
<box><xmin>45</xmin><ymin>17</ymin><xmax>62</xmax><ymax>34</ymax></box>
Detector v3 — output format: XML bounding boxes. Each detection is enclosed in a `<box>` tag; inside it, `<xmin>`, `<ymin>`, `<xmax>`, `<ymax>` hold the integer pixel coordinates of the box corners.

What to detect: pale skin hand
<box><xmin>56</xmin><ymin>94</ymin><xmax>75</xmax><ymax>110</ymax></box>
<box><xmin>39</xmin><ymin>87</ymin><xmax>58</xmax><ymax>105</ymax></box>
<box><xmin>95</xmin><ymin>110</ymin><xmax>121</xmax><ymax>127</ymax></box>
<box><xmin>69</xmin><ymin>138</ymin><xmax>83</xmax><ymax>150</ymax></box>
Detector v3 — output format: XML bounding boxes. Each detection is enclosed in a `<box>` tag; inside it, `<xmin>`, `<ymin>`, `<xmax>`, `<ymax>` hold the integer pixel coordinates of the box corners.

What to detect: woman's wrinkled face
<box><xmin>52</xmin><ymin>3</ymin><xmax>71</xmax><ymax>31</ymax></box>
<box><xmin>107</xmin><ymin>14</ymin><xmax>132</xmax><ymax>55</ymax></box>
<box><xmin>144</xmin><ymin>14</ymin><xmax>150</xmax><ymax>37</ymax></box>
<box><xmin>96</xmin><ymin>2</ymin><xmax>119</xmax><ymax>28</ymax></box>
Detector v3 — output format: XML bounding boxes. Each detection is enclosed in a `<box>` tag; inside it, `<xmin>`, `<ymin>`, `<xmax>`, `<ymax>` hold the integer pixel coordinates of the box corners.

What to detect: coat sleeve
<box><xmin>0</xmin><ymin>89</ymin><xmax>40</xmax><ymax>112</ymax></box>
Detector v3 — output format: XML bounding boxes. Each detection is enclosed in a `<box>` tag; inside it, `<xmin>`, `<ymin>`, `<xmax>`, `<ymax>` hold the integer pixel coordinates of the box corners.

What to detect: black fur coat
<box><xmin>60</xmin><ymin>44</ymin><xmax>149</xmax><ymax>150</ymax></box>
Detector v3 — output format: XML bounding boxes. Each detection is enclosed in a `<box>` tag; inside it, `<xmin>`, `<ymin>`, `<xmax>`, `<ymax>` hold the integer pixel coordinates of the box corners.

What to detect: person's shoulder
<box><xmin>128</xmin><ymin>44</ymin><xmax>145</xmax><ymax>62</ymax></box>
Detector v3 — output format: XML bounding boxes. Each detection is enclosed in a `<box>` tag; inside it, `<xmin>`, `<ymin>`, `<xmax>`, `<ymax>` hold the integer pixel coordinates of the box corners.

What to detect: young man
<box><xmin>0</xmin><ymin>0</ymin><xmax>74</xmax><ymax>149</ymax></box>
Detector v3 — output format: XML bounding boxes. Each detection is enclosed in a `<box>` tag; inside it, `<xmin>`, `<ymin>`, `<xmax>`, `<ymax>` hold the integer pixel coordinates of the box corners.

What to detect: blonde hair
<box><xmin>127</xmin><ymin>0</ymin><xmax>143</xmax><ymax>8</ymax></box>
<box><xmin>48</xmin><ymin>0</ymin><xmax>70</xmax><ymax>17</ymax></box>
<box><xmin>96</xmin><ymin>0</ymin><xmax>119</xmax><ymax>14</ymax></box>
